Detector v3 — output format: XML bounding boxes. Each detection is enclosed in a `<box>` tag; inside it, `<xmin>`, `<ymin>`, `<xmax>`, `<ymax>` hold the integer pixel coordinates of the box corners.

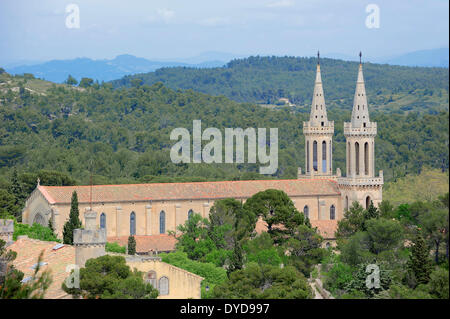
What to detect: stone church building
<box><xmin>21</xmin><ymin>58</ymin><xmax>383</xmax><ymax>247</ymax></box>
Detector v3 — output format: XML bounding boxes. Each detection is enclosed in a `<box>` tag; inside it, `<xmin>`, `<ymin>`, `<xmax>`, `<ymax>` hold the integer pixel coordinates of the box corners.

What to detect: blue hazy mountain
<box><xmin>377</xmin><ymin>48</ymin><xmax>449</xmax><ymax>67</ymax></box>
<box><xmin>4</xmin><ymin>54</ymin><xmax>227</xmax><ymax>83</ymax></box>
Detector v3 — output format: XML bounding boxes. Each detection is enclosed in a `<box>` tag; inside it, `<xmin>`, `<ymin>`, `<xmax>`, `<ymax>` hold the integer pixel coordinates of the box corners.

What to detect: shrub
<box><xmin>13</xmin><ymin>221</ymin><xmax>60</xmax><ymax>242</ymax></box>
<box><xmin>106</xmin><ymin>242</ymin><xmax>126</xmax><ymax>254</ymax></box>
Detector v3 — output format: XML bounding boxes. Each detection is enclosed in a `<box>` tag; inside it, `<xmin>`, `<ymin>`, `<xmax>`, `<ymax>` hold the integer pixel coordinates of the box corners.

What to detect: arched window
<box><xmin>306</xmin><ymin>141</ymin><xmax>310</xmax><ymax>172</ymax></box>
<box><xmin>322</xmin><ymin>141</ymin><xmax>327</xmax><ymax>173</ymax></box>
<box><xmin>366</xmin><ymin>196</ymin><xmax>371</xmax><ymax>210</ymax></box>
<box><xmin>313</xmin><ymin>141</ymin><xmax>318</xmax><ymax>171</ymax></box>
<box><xmin>145</xmin><ymin>271</ymin><xmax>157</xmax><ymax>289</ymax></box>
<box><xmin>159</xmin><ymin>276</ymin><xmax>169</xmax><ymax>295</ymax></box>
<box><xmin>130</xmin><ymin>212</ymin><xmax>136</xmax><ymax>235</ymax></box>
<box><xmin>188</xmin><ymin>209</ymin><xmax>193</xmax><ymax>220</ymax></box>
<box><xmin>160</xmin><ymin>211</ymin><xmax>166</xmax><ymax>234</ymax></box>
<box><xmin>345</xmin><ymin>196</ymin><xmax>349</xmax><ymax>211</ymax></box>
<box><xmin>303</xmin><ymin>205</ymin><xmax>309</xmax><ymax>219</ymax></box>
<box><xmin>364</xmin><ymin>142</ymin><xmax>369</xmax><ymax>175</ymax></box>
<box><xmin>33</xmin><ymin>213</ymin><xmax>45</xmax><ymax>226</ymax></box>
<box><xmin>347</xmin><ymin>142</ymin><xmax>351</xmax><ymax>176</ymax></box>
<box><xmin>330</xmin><ymin>205</ymin><xmax>335</xmax><ymax>220</ymax></box>
<box><xmin>355</xmin><ymin>142</ymin><xmax>360</xmax><ymax>175</ymax></box>
<box><xmin>100</xmin><ymin>213</ymin><xmax>106</xmax><ymax>230</ymax></box>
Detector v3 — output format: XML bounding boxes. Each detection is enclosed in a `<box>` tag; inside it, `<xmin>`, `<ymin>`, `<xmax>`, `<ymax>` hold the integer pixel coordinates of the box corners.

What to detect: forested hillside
<box><xmin>111</xmin><ymin>56</ymin><xmax>449</xmax><ymax>114</ymax></box>
<box><xmin>0</xmin><ymin>69</ymin><xmax>448</xmax><ymax>190</ymax></box>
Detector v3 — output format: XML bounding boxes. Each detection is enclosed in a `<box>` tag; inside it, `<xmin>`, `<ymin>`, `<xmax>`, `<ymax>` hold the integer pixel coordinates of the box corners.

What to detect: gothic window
<box><xmin>355</xmin><ymin>142</ymin><xmax>360</xmax><ymax>175</ymax></box>
<box><xmin>366</xmin><ymin>196</ymin><xmax>371</xmax><ymax>209</ymax></box>
<box><xmin>306</xmin><ymin>141</ymin><xmax>310</xmax><ymax>172</ymax></box>
<box><xmin>100</xmin><ymin>213</ymin><xmax>106</xmax><ymax>230</ymax></box>
<box><xmin>304</xmin><ymin>205</ymin><xmax>309</xmax><ymax>219</ymax></box>
<box><xmin>364</xmin><ymin>142</ymin><xmax>369</xmax><ymax>175</ymax></box>
<box><xmin>160</xmin><ymin>211</ymin><xmax>166</xmax><ymax>234</ymax></box>
<box><xmin>33</xmin><ymin>213</ymin><xmax>45</xmax><ymax>226</ymax></box>
<box><xmin>347</xmin><ymin>142</ymin><xmax>351</xmax><ymax>175</ymax></box>
<box><xmin>145</xmin><ymin>271</ymin><xmax>157</xmax><ymax>289</ymax></box>
<box><xmin>159</xmin><ymin>276</ymin><xmax>169</xmax><ymax>295</ymax></box>
<box><xmin>322</xmin><ymin>141</ymin><xmax>327</xmax><ymax>173</ymax></box>
<box><xmin>188</xmin><ymin>209</ymin><xmax>193</xmax><ymax>220</ymax></box>
<box><xmin>130</xmin><ymin>212</ymin><xmax>136</xmax><ymax>235</ymax></box>
<box><xmin>313</xmin><ymin>141</ymin><xmax>318</xmax><ymax>171</ymax></box>
<box><xmin>330</xmin><ymin>205</ymin><xmax>336</xmax><ymax>220</ymax></box>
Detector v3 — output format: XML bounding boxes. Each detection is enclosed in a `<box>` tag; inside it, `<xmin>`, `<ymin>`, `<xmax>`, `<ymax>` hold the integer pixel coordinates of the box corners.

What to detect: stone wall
<box><xmin>0</xmin><ymin>219</ymin><xmax>14</xmax><ymax>244</ymax></box>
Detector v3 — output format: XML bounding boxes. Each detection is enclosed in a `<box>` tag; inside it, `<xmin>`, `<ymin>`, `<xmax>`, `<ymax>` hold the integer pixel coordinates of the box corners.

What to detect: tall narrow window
<box><xmin>100</xmin><ymin>213</ymin><xmax>106</xmax><ymax>230</ymax></box>
<box><xmin>313</xmin><ymin>141</ymin><xmax>318</xmax><ymax>171</ymax></box>
<box><xmin>355</xmin><ymin>142</ymin><xmax>360</xmax><ymax>175</ymax></box>
<box><xmin>188</xmin><ymin>209</ymin><xmax>193</xmax><ymax>220</ymax></box>
<box><xmin>366</xmin><ymin>196</ymin><xmax>371</xmax><ymax>210</ymax></box>
<box><xmin>159</xmin><ymin>276</ymin><xmax>169</xmax><ymax>295</ymax></box>
<box><xmin>348</xmin><ymin>142</ymin><xmax>351</xmax><ymax>176</ymax></box>
<box><xmin>160</xmin><ymin>211</ymin><xmax>166</xmax><ymax>234</ymax></box>
<box><xmin>364</xmin><ymin>142</ymin><xmax>369</xmax><ymax>175</ymax></box>
<box><xmin>329</xmin><ymin>142</ymin><xmax>332</xmax><ymax>173</ymax></box>
<box><xmin>304</xmin><ymin>206</ymin><xmax>309</xmax><ymax>219</ymax></box>
<box><xmin>330</xmin><ymin>205</ymin><xmax>335</xmax><ymax>220</ymax></box>
<box><xmin>322</xmin><ymin>141</ymin><xmax>327</xmax><ymax>173</ymax></box>
<box><xmin>130</xmin><ymin>212</ymin><xmax>136</xmax><ymax>235</ymax></box>
<box><xmin>306</xmin><ymin>141</ymin><xmax>310</xmax><ymax>172</ymax></box>
<box><xmin>345</xmin><ymin>196</ymin><xmax>349</xmax><ymax>211</ymax></box>
<box><xmin>145</xmin><ymin>271</ymin><xmax>157</xmax><ymax>289</ymax></box>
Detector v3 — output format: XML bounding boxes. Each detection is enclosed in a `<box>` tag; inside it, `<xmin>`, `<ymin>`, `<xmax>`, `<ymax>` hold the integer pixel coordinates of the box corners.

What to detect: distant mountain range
<box><xmin>3</xmin><ymin>54</ymin><xmax>229</xmax><ymax>83</ymax></box>
<box><xmin>2</xmin><ymin>48</ymin><xmax>447</xmax><ymax>84</ymax></box>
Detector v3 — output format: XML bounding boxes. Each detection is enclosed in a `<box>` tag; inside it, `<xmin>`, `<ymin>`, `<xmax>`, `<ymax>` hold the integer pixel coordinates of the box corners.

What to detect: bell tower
<box><xmin>338</xmin><ymin>53</ymin><xmax>383</xmax><ymax>210</ymax></box>
<box><xmin>302</xmin><ymin>51</ymin><xmax>335</xmax><ymax>177</ymax></box>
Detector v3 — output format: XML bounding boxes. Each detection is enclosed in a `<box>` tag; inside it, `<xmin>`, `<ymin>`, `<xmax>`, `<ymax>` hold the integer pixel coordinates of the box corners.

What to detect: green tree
<box><xmin>420</xmin><ymin>208</ymin><xmax>448</xmax><ymax>264</ymax></box>
<box><xmin>365</xmin><ymin>218</ymin><xmax>404</xmax><ymax>254</ymax></box>
<box><xmin>127</xmin><ymin>235</ymin><xmax>136</xmax><ymax>255</ymax></box>
<box><xmin>212</xmin><ymin>263</ymin><xmax>312</xmax><ymax>299</ymax></box>
<box><xmin>406</xmin><ymin>232</ymin><xmax>432</xmax><ymax>286</ymax></box>
<box><xmin>79</xmin><ymin>77</ymin><xmax>94</xmax><ymax>88</ymax></box>
<box><xmin>65</xmin><ymin>75</ymin><xmax>78</xmax><ymax>86</ymax></box>
<box><xmin>244</xmin><ymin>189</ymin><xmax>304</xmax><ymax>244</ymax></box>
<box><xmin>62</xmin><ymin>255</ymin><xmax>158</xmax><ymax>299</ymax></box>
<box><xmin>0</xmin><ymin>189</ymin><xmax>17</xmax><ymax>219</ymax></box>
<box><xmin>62</xmin><ymin>191</ymin><xmax>82</xmax><ymax>244</ymax></box>
<box><xmin>336</xmin><ymin>201</ymin><xmax>366</xmax><ymax>239</ymax></box>
<box><xmin>428</xmin><ymin>267</ymin><xmax>449</xmax><ymax>299</ymax></box>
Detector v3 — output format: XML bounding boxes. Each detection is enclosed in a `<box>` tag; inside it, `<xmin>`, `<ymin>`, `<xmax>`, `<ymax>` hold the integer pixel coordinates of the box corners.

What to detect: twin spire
<box><xmin>309</xmin><ymin>51</ymin><xmax>370</xmax><ymax>127</ymax></box>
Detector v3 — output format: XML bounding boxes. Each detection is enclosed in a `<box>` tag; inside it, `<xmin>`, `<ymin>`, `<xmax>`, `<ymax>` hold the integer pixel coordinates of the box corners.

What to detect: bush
<box><xmin>13</xmin><ymin>221</ymin><xmax>60</xmax><ymax>242</ymax></box>
<box><xmin>105</xmin><ymin>242</ymin><xmax>126</xmax><ymax>254</ymax></box>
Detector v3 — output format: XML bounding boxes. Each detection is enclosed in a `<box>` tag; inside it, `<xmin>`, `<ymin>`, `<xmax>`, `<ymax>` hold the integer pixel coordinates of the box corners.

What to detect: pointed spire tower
<box><xmin>338</xmin><ymin>52</ymin><xmax>383</xmax><ymax>210</ymax></box>
<box><xmin>302</xmin><ymin>51</ymin><xmax>334</xmax><ymax>177</ymax></box>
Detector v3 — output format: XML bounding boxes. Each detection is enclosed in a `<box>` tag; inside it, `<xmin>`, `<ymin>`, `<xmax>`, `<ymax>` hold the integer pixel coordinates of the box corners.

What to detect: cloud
<box><xmin>146</xmin><ymin>8</ymin><xmax>175</xmax><ymax>24</ymax></box>
<box><xmin>266</xmin><ymin>0</ymin><xmax>295</xmax><ymax>8</ymax></box>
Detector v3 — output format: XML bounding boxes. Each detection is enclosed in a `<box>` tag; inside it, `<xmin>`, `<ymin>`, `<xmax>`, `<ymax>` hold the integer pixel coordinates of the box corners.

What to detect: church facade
<box><xmin>20</xmin><ymin>57</ymin><xmax>383</xmax><ymax>244</ymax></box>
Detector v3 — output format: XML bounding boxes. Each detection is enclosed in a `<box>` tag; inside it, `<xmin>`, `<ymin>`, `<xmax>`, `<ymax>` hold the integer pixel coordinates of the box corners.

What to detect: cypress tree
<box><xmin>9</xmin><ymin>169</ymin><xmax>22</xmax><ymax>221</ymax></box>
<box><xmin>63</xmin><ymin>191</ymin><xmax>82</xmax><ymax>245</ymax></box>
<box><xmin>127</xmin><ymin>236</ymin><xmax>136</xmax><ymax>255</ymax></box>
<box><xmin>407</xmin><ymin>231</ymin><xmax>432</xmax><ymax>286</ymax></box>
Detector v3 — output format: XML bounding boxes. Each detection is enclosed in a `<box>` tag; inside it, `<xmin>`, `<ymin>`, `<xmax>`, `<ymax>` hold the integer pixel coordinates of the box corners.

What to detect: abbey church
<box><xmin>20</xmin><ymin>57</ymin><xmax>383</xmax><ymax>247</ymax></box>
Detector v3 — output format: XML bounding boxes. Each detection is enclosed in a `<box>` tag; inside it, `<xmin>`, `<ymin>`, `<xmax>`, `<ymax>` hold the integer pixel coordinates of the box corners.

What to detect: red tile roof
<box><xmin>7</xmin><ymin>237</ymin><xmax>75</xmax><ymax>299</ymax></box>
<box><xmin>37</xmin><ymin>179</ymin><xmax>340</xmax><ymax>204</ymax></box>
<box><xmin>108</xmin><ymin>235</ymin><xmax>177</xmax><ymax>253</ymax></box>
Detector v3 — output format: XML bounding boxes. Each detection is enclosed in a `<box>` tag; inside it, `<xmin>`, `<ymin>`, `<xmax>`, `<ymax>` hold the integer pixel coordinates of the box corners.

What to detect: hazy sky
<box><xmin>0</xmin><ymin>0</ymin><xmax>448</xmax><ymax>64</ymax></box>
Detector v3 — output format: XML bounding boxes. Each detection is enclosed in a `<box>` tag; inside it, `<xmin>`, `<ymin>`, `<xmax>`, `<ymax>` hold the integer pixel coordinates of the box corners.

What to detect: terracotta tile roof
<box><xmin>7</xmin><ymin>237</ymin><xmax>75</xmax><ymax>299</ymax></box>
<box><xmin>37</xmin><ymin>179</ymin><xmax>340</xmax><ymax>204</ymax></box>
<box><xmin>310</xmin><ymin>220</ymin><xmax>338</xmax><ymax>239</ymax></box>
<box><xmin>108</xmin><ymin>235</ymin><xmax>177</xmax><ymax>253</ymax></box>
<box><xmin>255</xmin><ymin>218</ymin><xmax>337</xmax><ymax>239</ymax></box>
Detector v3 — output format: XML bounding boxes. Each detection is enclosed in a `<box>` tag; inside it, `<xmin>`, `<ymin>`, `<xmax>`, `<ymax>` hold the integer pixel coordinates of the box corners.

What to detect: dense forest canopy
<box><xmin>0</xmin><ymin>68</ymin><xmax>448</xmax><ymax>191</ymax></box>
<box><xmin>111</xmin><ymin>56</ymin><xmax>449</xmax><ymax>114</ymax></box>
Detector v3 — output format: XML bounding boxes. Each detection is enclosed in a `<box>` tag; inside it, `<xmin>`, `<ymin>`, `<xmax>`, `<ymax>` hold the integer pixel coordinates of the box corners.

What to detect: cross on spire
<box><xmin>317</xmin><ymin>51</ymin><xmax>320</xmax><ymax>65</ymax></box>
<box><xmin>359</xmin><ymin>51</ymin><xmax>362</xmax><ymax>64</ymax></box>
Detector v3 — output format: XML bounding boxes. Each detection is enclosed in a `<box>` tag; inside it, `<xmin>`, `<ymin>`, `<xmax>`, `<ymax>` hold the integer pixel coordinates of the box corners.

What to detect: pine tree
<box><xmin>127</xmin><ymin>236</ymin><xmax>136</xmax><ymax>255</ymax></box>
<box><xmin>62</xmin><ymin>191</ymin><xmax>82</xmax><ymax>245</ymax></box>
<box><xmin>365</xmin><ymin>201</ymin><xmax>379</xmax><ymax>220</ymax></box>
<box><xmin>9</xmin><ymin>169</ymin><xmax>22</xmax><ymax>221</ymax></box>
<box><xmin>407</xmin><ymin>232</ymin><xmax>432</xmax><ymax>286</ymax></box>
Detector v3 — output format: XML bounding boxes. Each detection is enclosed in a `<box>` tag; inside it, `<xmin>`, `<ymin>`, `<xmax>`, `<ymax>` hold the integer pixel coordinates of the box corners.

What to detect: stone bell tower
<box><xmin>338</xmin><ymin>53</ymin><xmax>383</xmax><ymax>211</ymax></box>
<box><xmin>301</xmin><ymin>51</ymin><xmax>335</xmax><ymax>178</ymax></box>
<box><xmin>74</xmin><ymin>209</ymin><xmax>106</xmax><ymax>267</ymax></box>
